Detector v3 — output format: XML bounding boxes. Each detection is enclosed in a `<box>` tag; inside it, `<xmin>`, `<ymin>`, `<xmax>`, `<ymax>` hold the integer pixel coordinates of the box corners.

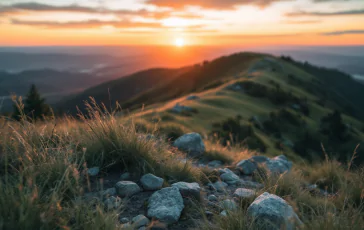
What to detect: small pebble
<box><xmin>120</xmin><ymin>217</ymin><xmax>129</xmax><ymax>224</ymax></box>
<box><xmin>87</xmin><ymin>167</ymin><xmax>100</xmax><ymax>176</ymax></box>
<box><xmin>208</xmin><ymin>194</ymin><xmax>218</xmax><ymax>202</ymax></box>
<box><xmin>120</xmin><ymin>172</ymin><xmax>131</xmax><ymax>180</ymax></box>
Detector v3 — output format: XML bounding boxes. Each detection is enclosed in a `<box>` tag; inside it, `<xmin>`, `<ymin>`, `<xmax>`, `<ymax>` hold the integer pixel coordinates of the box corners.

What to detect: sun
<box><xmin>175</xmin><ymin>38</ymin><xmax>185</xmax><ymax>47</ymax></box>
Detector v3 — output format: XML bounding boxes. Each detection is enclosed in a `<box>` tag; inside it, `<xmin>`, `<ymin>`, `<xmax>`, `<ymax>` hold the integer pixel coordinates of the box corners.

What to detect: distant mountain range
<box><xmin>0</xmin><ymin>69</ymin><xmax>118</xmax><ymax>112</ymax></box>
<box><xmin>1</xmin><ymin>45</ymin><xmax>364</xmax><ymax>114</ymax></box>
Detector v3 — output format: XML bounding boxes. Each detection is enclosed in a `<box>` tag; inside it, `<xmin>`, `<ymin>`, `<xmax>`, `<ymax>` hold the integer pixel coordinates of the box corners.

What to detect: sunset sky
<box><xmin>1</xmin><ymin>0</ymin><xmax>364</xmax><ymax>46</ymax></box>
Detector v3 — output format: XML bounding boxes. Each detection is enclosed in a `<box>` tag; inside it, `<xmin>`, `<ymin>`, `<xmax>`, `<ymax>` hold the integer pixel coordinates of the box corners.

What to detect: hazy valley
<box><xmin>2</xmin><ymin>45</ymin><xmax>364</xmax><ymax>113</ymax></box>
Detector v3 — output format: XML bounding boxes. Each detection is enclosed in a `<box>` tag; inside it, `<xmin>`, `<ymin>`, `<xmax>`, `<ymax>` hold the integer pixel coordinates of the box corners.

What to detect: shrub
<box><xmin>158</xmin><ymin>124</ymin><xmax>187</xmax><ymax>142</ymax></box>
<box><xmin>263</xmin><ymin>109</ymin><xmax>304</xmax><ymax>136</ymax></box>
<box><xmin>211</xmin><ymin>116</ymin><xmax>267</xmax><ymax>152</ymax></box>
<box><xmin>12</xmin><ymin>84</ymin><xmax>53</xmax><ymax>121</ymax></box>
<box><xmin>320</xmin><ymin>110</ymin><xmax>349</xmax><ymax>141</ymax></box>
<box><xmin>293</xmin><ymin>132</ymin><xmax>322</xmax><ymax>160</ymax></box>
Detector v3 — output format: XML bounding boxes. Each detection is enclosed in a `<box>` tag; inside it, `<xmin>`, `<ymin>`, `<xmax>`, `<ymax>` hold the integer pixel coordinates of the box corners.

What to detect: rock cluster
<box><xmin>79</xmin><ymin>133</ymin><xmax>302</xmax><ymax>229</ymax></box>
<box><xmin>236</xmin><ymin>154</ymin><xmax>292</xmax><ymax>175</ymax></box>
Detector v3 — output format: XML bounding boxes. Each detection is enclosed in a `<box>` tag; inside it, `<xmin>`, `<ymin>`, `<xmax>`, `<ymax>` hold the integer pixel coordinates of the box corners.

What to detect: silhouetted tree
<box><xmin>320</xmin><ymin>110</ymin><xmax>348</xmax><ymax>141</ymax></box>
<box><xmin>13</xmin><ymin>84</ymin><xmax>52</xmax><ymax>121</ymax></box>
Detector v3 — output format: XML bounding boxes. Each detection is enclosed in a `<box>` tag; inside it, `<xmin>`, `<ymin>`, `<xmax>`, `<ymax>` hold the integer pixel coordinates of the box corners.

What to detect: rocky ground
<box><xmin>79</xmin><ymin>132</ymin><xmax>332</xmax><ymax>230</ymax></box>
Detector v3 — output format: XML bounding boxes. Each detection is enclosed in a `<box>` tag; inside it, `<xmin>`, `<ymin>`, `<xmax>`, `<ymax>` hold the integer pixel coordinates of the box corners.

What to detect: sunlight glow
<box><xmin>175</xmin><ymin>38</ymin><xmax>185</xmax><ymax>47</ymax></box>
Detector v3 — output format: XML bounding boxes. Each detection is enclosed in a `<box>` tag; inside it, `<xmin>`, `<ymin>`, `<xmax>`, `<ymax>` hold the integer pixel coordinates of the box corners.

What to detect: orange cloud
<box><xmin>286</xmin><ymin>9</ymin><xmax>364</xmax><ymax>17</ymax></box>
<box><xmin>0</xmin><ymin>2</ymin><xmax>174</xmax><ymax>19</ymax></box>
<box><xmin>145</xmin><ymin>0</ymin><xmax>292</xmax><ymax>9</ymax></box>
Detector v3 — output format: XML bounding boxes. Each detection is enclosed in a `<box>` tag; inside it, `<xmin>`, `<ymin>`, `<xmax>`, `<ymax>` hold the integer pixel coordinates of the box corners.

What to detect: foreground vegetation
<box><xmin>0</xmin><ymin>101</ymin><xmax>363</xmax><ymax>229</ymax></box>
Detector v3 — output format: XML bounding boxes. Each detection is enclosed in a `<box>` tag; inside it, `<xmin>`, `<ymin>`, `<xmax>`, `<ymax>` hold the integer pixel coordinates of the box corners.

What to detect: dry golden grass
<box><xmin>0</xmin><ymin>99</ymin><xmax>363</xmax><ymax>230</ymax></box>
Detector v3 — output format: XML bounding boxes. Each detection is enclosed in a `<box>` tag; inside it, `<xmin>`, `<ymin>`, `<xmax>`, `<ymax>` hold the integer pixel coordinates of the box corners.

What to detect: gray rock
<box><xmin>140</xmin><ymin>173</ymin><xmax>164</xmax><ymax>191</ymax></box>
<box><xmin>208</xmin><ymin>194</ymin><xmax>218</xmax><ymax>202</ymax></box>
<box><xmin>247</xmin><ymin>192</ymin><xmax>302</xmax><ymax>230</ymax></box>
<box><xmin>209</xmin><ymin>181</ymin><xmax>228</xmax><ymax>192</ymax></box>
<box><xmin>103</xmin><ymin>196</ymin><xmax>122</xmax><ymax>211</ymax></box>
<box><xmin>220</xmin><ymin>171</ymin><xmax>240</xmax><ymax>185</ymax></box>
<box><xmin>120</xmin><ymin>217</ymin><xmax>129</xmax><ymax>224</ymax></box>
<box><xmin>172</xmin><ymin>182</ymin><xmax>201</xmax><ymax>199</ymax></box>
<box><xmin>115</xmin><ymin>181</ymin><xmax>141</xmax><ymax>197</ymax></box>
<box><xmin>233</xmin><ymin>188</ymin><xmax>256</xmax><ymax>199</ymax></box>
<box><xmin>172</xmin><ymin>103</ymin><xmax>193</xmax><ymax>113</ymax></box>
<box><xmin>87</xmin><ymin>167</ymin><xmax>100</xmax><ymax>176</ymax></box>
<box><xmin>173</xmin><ymin>132</ymin><xmax>205</xmax><ymax>157</ymax></box>
<box><xmin>147</xmin><ymin>187</ymin><xmax>184</xmax><ymax>224</ymax></box>
<box><xmin>120</xmin><ymin>172</ymin><xmax>131</xmax><ymax>180</ymax></box>
<box><xmin>205</xmin><ymin>210</ymin><xmax>214</xmax><ymax>217</ymax></box>
<box><xmin>138</xmin><ymin>227</ymin><xmax>146</xmax><ymax>230</ymax></box>
<box><xmin>265</xmin><ymin>155</ymin><xmax>292</xmax><ymax>174</ymax></box>
<box><xmin>250</xmin><ymin>155</ymin><xmax>269</xmax><ymax>164</ymax></box>
<box><xmin>218</xmin><ymin>168</ymin><xmax>235</xmax><ymax>175</ymax></box>
<box><xmin>236</xmin><ymin>160</ymin><xmax>257</xmax><ymax>174</ymax></box>
<box><xmin>221</xmin><ymin>199</ymin><xmax>238</xmax><ymax>211</ymax></box>
<box><xmin>306</xmin><ymin>184</ymin><xmax>318</xmax><ymax>191</ymax></box>
<box><xmin>208</xmin><ymin>160</ymin><xmax>223</xmax><ymax>168</ymax></box>
<box><xmin>220</xmin><ymin>210</ymin><xmax>228</xmax><ymax>216</ymax></box>
<box><xmin>132</xmin><ymin>215</ymin><xmax>150</xmax><ymax>228</ymax></box>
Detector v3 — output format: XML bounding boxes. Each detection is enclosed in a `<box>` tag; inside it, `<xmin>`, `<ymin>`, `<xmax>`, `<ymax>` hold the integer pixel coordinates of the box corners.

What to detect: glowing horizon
<box><xmin>0</xmin><ymin>0</ymin><xmax>363</xmax><ymax>46</ymax></box>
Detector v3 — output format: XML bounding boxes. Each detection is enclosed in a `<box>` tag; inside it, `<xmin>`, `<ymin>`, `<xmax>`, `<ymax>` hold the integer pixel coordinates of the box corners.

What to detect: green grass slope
<box><xmin>58</xmin><ymin>52</ymin><xmax>262</xmax><ymax>114</ymax></box>
<box><xmin>57</xmin><ymin>51</ymin><xmax>364</xmax><ymax>164</ymax></box>
<box><xmin>126</xmin><ymin>54</ymin><xmax>364</xmax><ymax>165</ymax></box>
<box><xmin>57</xmin><ymin>67</ymin><xmax>192</xmax><ymax>114</ymax></box>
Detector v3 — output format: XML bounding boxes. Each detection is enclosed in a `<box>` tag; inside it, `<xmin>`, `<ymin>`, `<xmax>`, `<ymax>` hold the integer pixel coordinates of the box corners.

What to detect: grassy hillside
<box><xmin>0</xmin><ymin>103</ymin><xmax>363</xmax><ymax>229</ymax></box>
<box><xmin>119</xmin><ymin>54</ymin><xmax>364</xmax><ymax>165</ymax></box>
<box><xmin>58</xmin><ymin>67</ymin><xmax>192</xmax><ymax>114</ymax></box>
<box><xmin>281</xmin><ymin>56</ymin><xmax>364</xmax><ymax>118</ymax></box>
<box><xmin>56</xmin><ymin>52</ymin><xmax>364</xmax><ymax>165</ymax></box>
<box><xmin>58</xmin><ymin>53</ymin><xmax>262</xmax><ymax>113</ymax></box>
<box><xmin>2</xmin><ymin>51</ymin><xmax>363</xmax><ymax>229</ymax></box>
<box><xmin>122</xmin><ymin>52</ymin><xmax>261</xmax><ymax>110</ymax></box>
